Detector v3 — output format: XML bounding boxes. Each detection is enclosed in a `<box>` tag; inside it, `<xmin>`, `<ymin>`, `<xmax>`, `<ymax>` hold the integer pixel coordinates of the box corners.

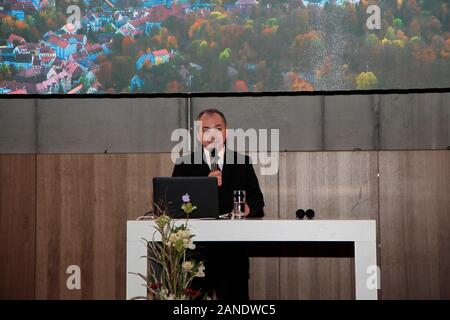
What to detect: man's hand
<box><xmin>208</xmin><ymin>170</ymin><xmax>222</xmax><ymax>187</ymax></box>
<box><xmin>244</xmin><ymin>204</ymin><xmax>250</xmax><ymax>215</ymax></box>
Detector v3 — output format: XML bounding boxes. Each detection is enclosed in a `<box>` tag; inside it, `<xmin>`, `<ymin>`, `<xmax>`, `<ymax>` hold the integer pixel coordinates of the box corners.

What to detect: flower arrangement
<box><xmin>133</xmin><ymin>193</ymin><xmax>207</xmax><ymax>300</ymax></box>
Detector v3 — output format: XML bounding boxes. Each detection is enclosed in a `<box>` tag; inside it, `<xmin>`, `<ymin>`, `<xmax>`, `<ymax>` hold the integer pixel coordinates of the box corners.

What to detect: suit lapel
<box><xmin>194</xmin><ymin>150</ymin><xmax>211</xmax><ymax>176</ymax></box>
<box><xmin>221</xmin><ymin>149</ymin><xmax>234</xmax><ymax>189</ymax></box>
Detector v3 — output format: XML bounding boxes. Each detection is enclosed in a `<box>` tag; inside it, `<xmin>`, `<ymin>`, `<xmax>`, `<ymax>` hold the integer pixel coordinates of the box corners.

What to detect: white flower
<box><xmin>169</xmin><ymin>233</ymin><xmax>179</xmax><ymax>243</ymax></box>
<box><xmin>195</xmin><ymin>263</ymin><xmax>205</xmax><ymax>278</ymax></box>
<box><xmin>182</xmin><ymin>261</ymin><xmax>194</xmax><ymax>272</ymax></box>
<box><xmin>179</xmin><ymin>229</ymin><xmax>191</xmax><ymax>239</ymax></box>
<box><xmin>183</xmin><ymin>237</ymin><xmax>195</xmax><ymax>249</ymax></box>
<box><xmin>159</xmin><ymin>288</ymin><xmax>169</xmax><ymax>299</ymax></box>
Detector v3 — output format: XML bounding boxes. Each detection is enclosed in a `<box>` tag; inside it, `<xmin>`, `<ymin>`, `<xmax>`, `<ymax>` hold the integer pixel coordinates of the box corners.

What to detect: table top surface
<box><xmin>127</xmin><ymin>218</ymin><xmax>377</xmax><ymax>242</ymax></box>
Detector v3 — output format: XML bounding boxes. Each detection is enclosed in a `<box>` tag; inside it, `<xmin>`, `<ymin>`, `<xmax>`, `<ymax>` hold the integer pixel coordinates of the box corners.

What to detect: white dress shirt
<box><xmin>203</xmin><ymin>147</ymin><xmax>225</xmax><ymax>171</ymax></box>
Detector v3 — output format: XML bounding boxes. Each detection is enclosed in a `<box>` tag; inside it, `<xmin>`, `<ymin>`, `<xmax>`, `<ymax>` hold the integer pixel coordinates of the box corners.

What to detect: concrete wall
<box><xmin>1</xmin><ymin>93</ymin><xmax>449</xmax><ymax>153</ymax></box>
<box><xmin>0</xmin><ymin>99</ymin><xmax>36</xmax><ymax>154</ymax></box>
<box><xmin>36</xmin><ymin>98</ymin><xmax>186</xmax><ymax>153</ymax></box>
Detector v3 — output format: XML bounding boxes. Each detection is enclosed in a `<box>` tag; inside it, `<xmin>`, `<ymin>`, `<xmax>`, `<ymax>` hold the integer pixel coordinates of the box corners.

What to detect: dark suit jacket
<box><xmin>172</xmin><ymin>149</ymin><xmax>265</xmax><ymax>218</ymax></box>
<box><xmin>171</xmin><ymin>149</ymin><xmax>265</xmax><ymax>299</ymax></box>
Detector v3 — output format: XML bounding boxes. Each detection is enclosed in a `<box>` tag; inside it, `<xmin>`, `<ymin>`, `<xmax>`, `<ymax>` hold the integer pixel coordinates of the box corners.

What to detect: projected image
<box><xmin>0</xmin><ymin>0</ymin><xmax>449</xmax><ymax>94</ymax></box>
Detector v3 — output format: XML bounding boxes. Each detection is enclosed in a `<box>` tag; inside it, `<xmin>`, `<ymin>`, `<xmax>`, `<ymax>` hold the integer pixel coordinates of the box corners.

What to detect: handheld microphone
<box><xmin>210</xmin><ymin>148</ymin><xmax>219</xmax><ymax>171</ymax></box>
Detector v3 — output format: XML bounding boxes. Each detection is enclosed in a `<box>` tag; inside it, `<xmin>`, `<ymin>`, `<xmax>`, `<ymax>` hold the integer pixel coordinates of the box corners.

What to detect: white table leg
<box><xmin>126</xmin><ymin>237</ymin><xmax>147</xmax><ymax>300</ymax></box>
<box><xmin>354</xmin><ymin>241</ymin><xmax>378</xmax><ymax>300</ymax></box>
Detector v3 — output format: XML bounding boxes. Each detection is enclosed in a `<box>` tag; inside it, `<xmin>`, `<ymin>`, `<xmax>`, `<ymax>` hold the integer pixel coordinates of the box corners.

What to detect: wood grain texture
<box><xmin>379</xmin><ymin>151</ymin><xmax>450</xmax><ymax>299</ymax></box>
<box><xmin>279</xmin><ymin>152</ymin><xmax>379</xmax><ymax>299</ymax></box>
<box><xmin>32</xmin><ymin>151</ymin><xmax>450</xmax><ymax>300</ymax></box>
<box><xmin>248</xmin><ymin>154</ymin><xmax>280</xmax><ymax>300</ymax></box>
<box><xmin>35</xmin><ymin>154</ymin><xmax>173</xmax><ymax>299</ymax></box>
<box><xmin>0</xmin><ymin>155</ymin><xmax>36</xmax><ymax>299</ymax></box>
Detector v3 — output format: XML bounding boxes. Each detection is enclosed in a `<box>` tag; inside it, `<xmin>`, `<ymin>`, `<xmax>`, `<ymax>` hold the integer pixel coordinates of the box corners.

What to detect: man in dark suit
<box><xmin>172</xmin><ymin>108</ymin><xmax>265</xmax><ymax>299</ymax></box>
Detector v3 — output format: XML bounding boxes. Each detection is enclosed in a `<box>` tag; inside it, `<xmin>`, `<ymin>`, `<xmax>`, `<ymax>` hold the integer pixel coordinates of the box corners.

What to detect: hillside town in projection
<box><xmin>0</xmin><ymin>0</ymin><xmax>449</xmax><ymax>94</ymax></box>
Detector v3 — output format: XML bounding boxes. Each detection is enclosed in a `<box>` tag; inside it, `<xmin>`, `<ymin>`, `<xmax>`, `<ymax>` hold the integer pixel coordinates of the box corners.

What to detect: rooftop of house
<box><xmin>61</xmin><ymin>23</ymin><xmax>77</xmax><ymax>34</ymax></box>
<box><xmin>130</xmin><ymin>15</ymin><xmax>152</xmax><ymax>27</ymax></box>
<box><xmin>15</xmin><ymin>43</ymin><xmax>40</xmax><ymax>51</ymax></box>
<box><xmin>153</xmin><ymin>49</ymin><xmax>169</xmax><ymax>56</ymax></box>
<box><xmin>40</xmin><ymin>55</ymin><xmax>54</xmax><ymax>63</ymax></box>
<box><xmin>85</xmin><ymin>43</ymin><xmax>103</xmax><ymax>53</ymax></box>
<box><xmin>69</xmin><ymin>51</ymin><xmax>87</xmax><ymax>61</ymax></box>
<box><xmin>10</xmin><ymin>88</ymin><xmax>27</xmax><ymax>94</ymax></box>
<box><xmin>36</xmin><ymin>69</ymin><xmax>70</xmax><ymax>92</ymax></box>
<box><xmin>8</xmin><ymin>33</ymin><xmax>26</xmax><ymax>44</ymax></box>
<box><xmin>39</xmin><ymin>45</ymin><xmax>55</xmax><ymax>54</ymax></box>
<box><xmin>61</xmin><ymin>34</ymin><xmax>86</xmax><ymax>42</ymax></box>
<box><xmin>48</xmin><ymin>36</ymin><xmax>69</xmax><ymax>49</ymax></box>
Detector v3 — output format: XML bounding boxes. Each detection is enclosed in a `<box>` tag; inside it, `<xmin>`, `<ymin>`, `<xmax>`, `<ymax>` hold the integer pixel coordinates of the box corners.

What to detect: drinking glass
<box><xmin>233</xmin><ymin>190</ymin><xmax>246</xmax><ymax>219</ymax></box>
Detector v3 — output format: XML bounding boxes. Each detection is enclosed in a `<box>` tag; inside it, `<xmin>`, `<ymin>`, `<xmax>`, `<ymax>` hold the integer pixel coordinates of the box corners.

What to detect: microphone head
<box><xmin>296</xmin><ymin>209</ymin><xmax>306</xmax><ymax>219</ymax></box>
<box><xmin>305</xmin><ymin>209</ymin><xmax>315</xmax><ymax>219</ymax></box>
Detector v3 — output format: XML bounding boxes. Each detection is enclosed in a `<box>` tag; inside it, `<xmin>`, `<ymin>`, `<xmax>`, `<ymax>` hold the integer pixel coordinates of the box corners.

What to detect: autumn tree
<box><xmin>166</xmin><ymin>80</ymin><xmax>184</xmax><ymax>93</ymax></box>
<box><xmin>122</xmin><ymin>36</ymin><xmax>138</xmax><ymax>58</ymax></box>
<box><xmin>111</xmin><ymin>56</ymin><xmax>134</xmax><ymax>93</ymax></box>
<box><xmin>97</xmin><ymin>61</ymin><xmax>113</xmax><ymax>89</ymax></box>
<box><xmin>356</xmin><ymin>72</ymin><xmax>378</xmax><ymax>90</ymax></box>
<box><xmin>284</xmin><ymin>72</ymin><xmax>314</xmax><ymax>91</ymax></box>
<box><xmin>142</xmin><ymin>63</ymin><xmax>183</xmax><ymax>93</ymax></box>
<box><xmin>233</xmin><ymin>80</ymin><xmax>249</xmax><ymax>92</ymax></box>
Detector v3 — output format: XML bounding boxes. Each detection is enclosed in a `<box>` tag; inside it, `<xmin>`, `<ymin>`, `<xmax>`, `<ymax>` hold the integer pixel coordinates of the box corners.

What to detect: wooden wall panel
<box><xmin>279</xmin><ymin>152</ymin><xmax>379</xmax><ymax>299</ymax></box>
<box><xmin>0</xmin><ymin>155</ymin><xmax>36</xmax><ymax>299</ymax></box>
<box><xmin>35</xmin><ymin>154</ymin><xmax>173</xmax><ymax>299</ymax></box>
<box><xmin>248</xmin><ymin>155</ymin><xmax>279</xmax><ymax>300</ymax></box>
<box><xmin>379</xmin><ymin>151</ymin><xmax>450</xmax><ymax>299</ymax></box>
<box><xmin>31</xmin><ymin>151</ymin><xmax>450</xmax><ymax>300</ymax></box>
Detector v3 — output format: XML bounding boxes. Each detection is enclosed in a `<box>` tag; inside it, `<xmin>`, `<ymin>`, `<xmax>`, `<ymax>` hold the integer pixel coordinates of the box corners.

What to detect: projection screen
<box><xmin>0</xmin><ymin>0</ymin><xmax>449</xmax><ymax>94</ymax></box>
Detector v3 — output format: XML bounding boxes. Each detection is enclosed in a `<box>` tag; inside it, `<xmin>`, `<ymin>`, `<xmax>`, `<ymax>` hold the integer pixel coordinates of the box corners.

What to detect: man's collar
<box><xmin>202</xmin><ymin>146</ymin><xmax>226</xmax><ymax>170</ymax></box>
<box><xmin>203</xmin><ymin>146</ymin><xmax>225</xmax><ymax>158</ymax></box>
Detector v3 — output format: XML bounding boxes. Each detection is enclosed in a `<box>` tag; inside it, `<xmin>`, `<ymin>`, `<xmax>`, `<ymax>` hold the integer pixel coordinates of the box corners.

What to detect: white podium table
<box><xmin>126</xmin><ymin>219</ymin><xmax>378</xmax><ymax>300</ymax></box>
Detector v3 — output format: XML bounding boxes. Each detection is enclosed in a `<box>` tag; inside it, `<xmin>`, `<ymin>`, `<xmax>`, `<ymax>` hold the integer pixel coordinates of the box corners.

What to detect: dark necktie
<box><xmin>210</xmin><ymin>148</ymin><xmax>220</xmax><ymax>171</ymax></box>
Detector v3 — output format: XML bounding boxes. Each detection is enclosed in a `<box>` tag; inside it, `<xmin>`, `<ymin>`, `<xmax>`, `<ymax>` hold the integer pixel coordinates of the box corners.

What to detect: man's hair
<box><xmin>197</xmin><ymin>108</ymin><xmax>227</xmax><ymax>126</ymax></box>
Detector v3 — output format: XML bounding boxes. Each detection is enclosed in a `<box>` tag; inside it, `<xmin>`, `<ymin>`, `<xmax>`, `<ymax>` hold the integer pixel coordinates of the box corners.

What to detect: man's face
<box><xmin>198</xmin><ymin>113</ymin><xmax>227</xmax><ymax>151</ymax></box>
